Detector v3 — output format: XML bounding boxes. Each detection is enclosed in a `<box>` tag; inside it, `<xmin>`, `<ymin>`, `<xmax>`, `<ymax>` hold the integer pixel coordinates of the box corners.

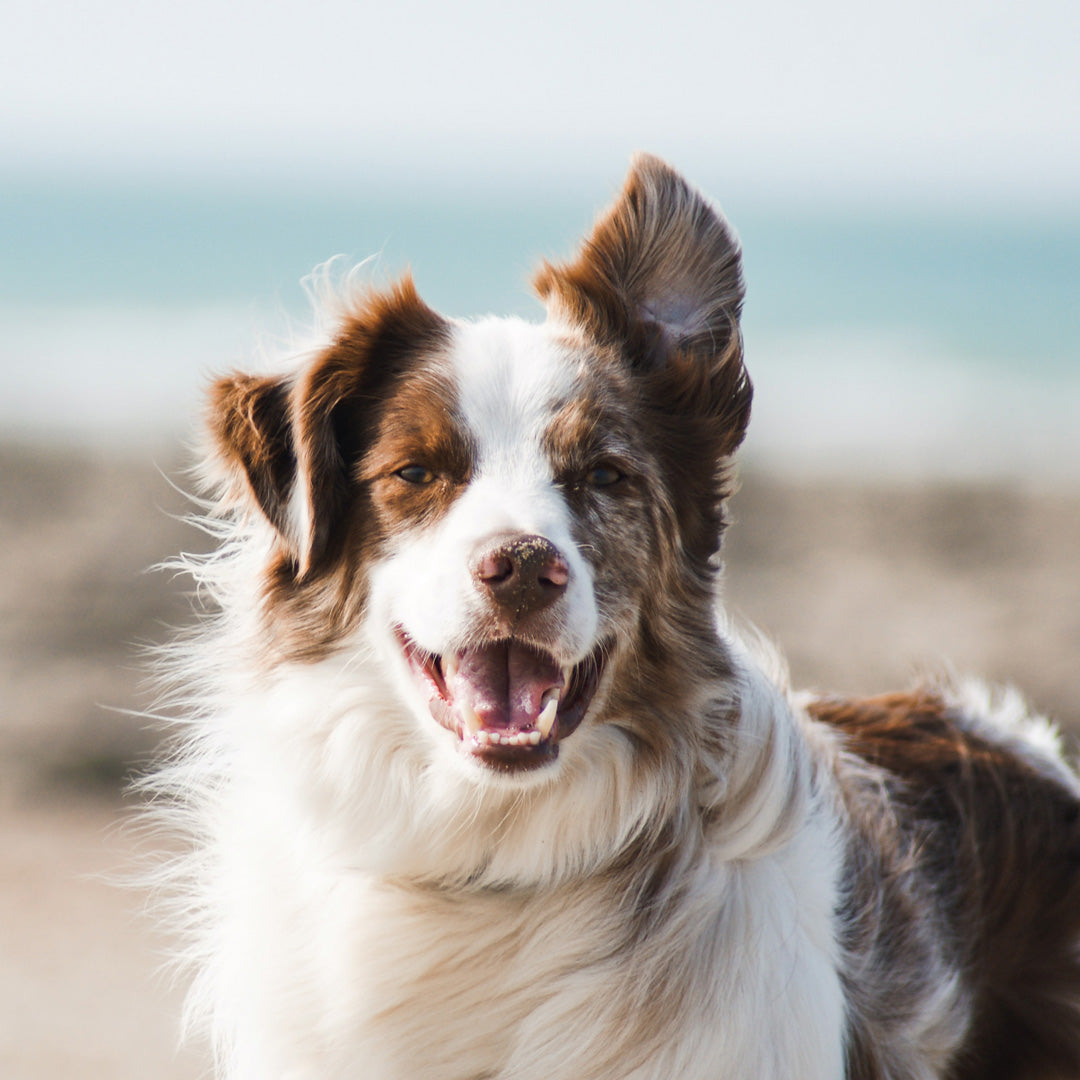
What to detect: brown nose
<box><xmin>473</xmin><ymin>534</ymin><xmax>570</xmax><ymax>616</ymax></box>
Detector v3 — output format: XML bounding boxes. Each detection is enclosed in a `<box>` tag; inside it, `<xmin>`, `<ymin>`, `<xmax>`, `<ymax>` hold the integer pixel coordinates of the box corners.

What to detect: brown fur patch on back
<box><xmin>812</xmin><ymin>691</ymin><xmax>1080</xmax><ymax>1079</ymax></box>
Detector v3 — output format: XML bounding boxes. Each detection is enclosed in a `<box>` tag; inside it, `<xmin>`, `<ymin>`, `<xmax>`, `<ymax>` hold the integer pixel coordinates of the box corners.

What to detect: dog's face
<box><xmin>208</xmin><ymin>155</ymin><xmax>751</xmax><ymax>788</ymax></box>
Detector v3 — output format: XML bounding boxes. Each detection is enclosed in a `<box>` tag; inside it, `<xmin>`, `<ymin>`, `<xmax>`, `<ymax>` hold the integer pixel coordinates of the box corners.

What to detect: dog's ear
<box><xmin>207</xmin><ymin>366</ymin><xmax>350</xmax><ymax>579</ymax></box>
<box><xmin>534</xmin><ymin>153</ymin><xmax>751</xmax><ymax>454</ymax></box>
<box><xmin>208</xmin><ymin>370</ymin><xmax>299</xmax><ymax>545</ymax></box>
<box><xmin>208</xmin><ymin>276</ymin><xmax>449</xmax><ymax>578</ymax></box>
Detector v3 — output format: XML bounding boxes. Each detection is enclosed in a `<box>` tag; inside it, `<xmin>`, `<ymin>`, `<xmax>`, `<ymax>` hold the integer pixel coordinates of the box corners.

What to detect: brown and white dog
<box><xmin>156</xmin><ymin>155</ymin><xmax>1080</xmax><ymax>1079</ymax></box>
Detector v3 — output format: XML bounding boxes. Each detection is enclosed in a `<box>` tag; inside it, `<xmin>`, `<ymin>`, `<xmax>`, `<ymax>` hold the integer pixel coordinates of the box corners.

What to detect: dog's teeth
<box><xmin>475</xmin><ymin>729</ymin><xmax>490</xmax><ymax>745</ymax></box>
<box><xmin>537</xmin><ymin>697</ymin><xmax>558</xmax><ymax>740</ymax></box>
<box><xmin>460</xmin><ymin>701</ymin><xmax>483</xmax><ymax>736</ymax></box>
<box><xmin>444</xmin><ymin>653</ymin><xmax>459</xmax><ymax>681</ymax></box>
<box><xmin>528</xmin><ymin>730</ymin><xmax>541</xmax><ymax>746</ymax></box>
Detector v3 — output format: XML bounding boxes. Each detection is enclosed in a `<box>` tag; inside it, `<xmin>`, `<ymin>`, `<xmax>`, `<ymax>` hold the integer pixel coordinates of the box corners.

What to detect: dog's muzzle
<box><xmin>397</xmin><ymin>534</ymin><xmax>605</xmax><ymax>771</ymax></box>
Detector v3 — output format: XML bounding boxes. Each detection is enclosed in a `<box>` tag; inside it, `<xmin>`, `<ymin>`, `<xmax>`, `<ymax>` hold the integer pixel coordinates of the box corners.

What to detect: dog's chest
<box><xmin>282</xmin><ymin>874</ymin><xmax>631</xmax><ymax>1077</ymax></box>
<box><xmin>228</xmin><ymin>847</ymin><xmax>846</xmax><ymax>1080</ymax></box>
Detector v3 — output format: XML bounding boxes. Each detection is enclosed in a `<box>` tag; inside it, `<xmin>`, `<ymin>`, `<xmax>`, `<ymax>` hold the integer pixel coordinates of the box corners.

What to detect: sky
<box><xmin>2</xmin><ymin>0</ymin><xmax>1078</xmax><ymax>472</ymax></box>
<box><xmin>4</xmin><ymin>0</ymin><xmax>1079</xmax><ymax>206</ymax></box>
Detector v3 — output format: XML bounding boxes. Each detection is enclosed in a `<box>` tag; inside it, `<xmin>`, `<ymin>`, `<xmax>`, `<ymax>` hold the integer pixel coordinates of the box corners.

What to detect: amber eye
<box><xmin>396</xmin><ymin>465</ymin><xmax>436</xmax><ymax>485</ymax></box>
<box><xmin>585</xmin><ymin>464</ymin><xmax>623</xmax><ymax>488</ymax></box>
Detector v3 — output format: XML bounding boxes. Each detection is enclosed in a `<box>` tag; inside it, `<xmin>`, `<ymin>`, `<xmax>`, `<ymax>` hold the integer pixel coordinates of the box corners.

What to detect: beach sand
<box><xmin>2</xmin><ymin>443</ymin><xmax>1078</xmax><ymax>1077</ymax></box>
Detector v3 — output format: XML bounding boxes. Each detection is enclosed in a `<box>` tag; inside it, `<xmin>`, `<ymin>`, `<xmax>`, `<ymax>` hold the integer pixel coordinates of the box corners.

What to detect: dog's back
<box><xmin>812</xmin><ymin>687</ymin><xmax>1080</xmax><ymax>1080</ymax></box>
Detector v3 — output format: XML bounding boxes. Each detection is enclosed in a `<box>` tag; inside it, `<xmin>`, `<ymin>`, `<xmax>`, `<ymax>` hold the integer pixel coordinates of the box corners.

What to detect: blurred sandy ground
<box><xmin>2</xmin><ymin>441</ymin><xmax>1078</xmax><ymax>1078</ymax></box>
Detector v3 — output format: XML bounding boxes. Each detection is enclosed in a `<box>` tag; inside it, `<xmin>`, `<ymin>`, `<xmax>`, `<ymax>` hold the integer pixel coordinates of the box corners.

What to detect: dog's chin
<box><xmin>396</xmin><ymin>629</ymin><xmax>605</xmax><ymax>773</ymax></box>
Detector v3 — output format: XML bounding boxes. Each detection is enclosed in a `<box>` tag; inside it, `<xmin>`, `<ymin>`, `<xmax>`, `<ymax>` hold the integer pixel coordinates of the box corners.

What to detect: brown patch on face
<box><xmin>811</xmin><ymin>691</ymin><xmax>1080</xmax><ymax>1079</ymax></box>
<box><xmin>288</xmin><ymin>276</ymin><xmax>454</xmax><ymax>574</ymax></box>
<box><xmin>544</xmin><ymin>363</ymin><xmax>655</xmax><ymax>604</ymax></box>
<box><xmin>535</xmin><ymin>157</ymin><xmax>751</xmax><ymax>566</ymax></box>
<box><xmin>537</xmin><ymin>348</ymin><xmax>739</xmax><ymax>793</ymax></box>
<box><xmin>358</xmin><ymin>368</ymin><xmax>475</xmax><ymax>539</ymax></box>
<box><xmin>206</xmin><ymin>275</ymin><xmax>471</xmax><ymax>660</ymax></box>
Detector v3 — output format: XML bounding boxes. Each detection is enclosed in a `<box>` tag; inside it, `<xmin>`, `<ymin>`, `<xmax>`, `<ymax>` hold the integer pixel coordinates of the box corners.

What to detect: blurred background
<box><xmin>1</xmin><ymin>0</ymin><xmax>1078</xmax><ymax>1075</ymax></box>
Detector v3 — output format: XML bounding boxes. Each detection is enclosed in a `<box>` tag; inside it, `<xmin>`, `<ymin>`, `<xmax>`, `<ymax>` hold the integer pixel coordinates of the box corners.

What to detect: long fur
<box><xmin>148</xmin><ymin>155</ymin><xmax>1080</xmax><ymax>1080</ymax></box>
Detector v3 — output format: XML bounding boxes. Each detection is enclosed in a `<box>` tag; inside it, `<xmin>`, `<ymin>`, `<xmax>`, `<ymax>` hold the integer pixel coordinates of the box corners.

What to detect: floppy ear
<box><xmin>208</xmin><ymin>370</ymin><xmax>300</xmax><ymax>546</ymax></box>
<box><xmin>534</xmin><ymin>153</ymin><xmax>751</xmax><ymax>454</ymax></box>
<box><xmin>207</xmin><ymin>366</ymin><xmax>350</xmax><ymax>579</ymax></box>
<box><xmin>207</xmin><ymin>276</ymin><xmax>449</xmax><ymax>578</ymax></box>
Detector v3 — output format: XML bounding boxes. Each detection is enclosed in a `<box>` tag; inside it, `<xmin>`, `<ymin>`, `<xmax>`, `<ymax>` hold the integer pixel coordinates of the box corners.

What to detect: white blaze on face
<box><xmin>367</xmin><ymin>317</ymin><xmax>599</xmax><ymax>663</ymax></box>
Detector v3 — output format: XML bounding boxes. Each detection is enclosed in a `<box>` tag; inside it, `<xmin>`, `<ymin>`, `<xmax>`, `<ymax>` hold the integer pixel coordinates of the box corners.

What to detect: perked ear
<box><xmin>207</xmin><ymin>276</ymin><xmax>449</xmax><ymax>578</ymax></box>
<box><xmin>535</xmin><ymin>152</ymin><xmax>745</xmax><ymax>362</ymax></box>
<box><xmin>534</xmin><ymin>153</ymin><xmax>751</xmax><ymax>451</ymax></box>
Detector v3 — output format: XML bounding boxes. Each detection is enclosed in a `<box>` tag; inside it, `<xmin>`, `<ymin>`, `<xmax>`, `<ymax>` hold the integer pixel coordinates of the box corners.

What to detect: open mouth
<box><xmin>397</xmin><ymin>631</ymin><xmax>604</xmax><ymax>771</ymax></box>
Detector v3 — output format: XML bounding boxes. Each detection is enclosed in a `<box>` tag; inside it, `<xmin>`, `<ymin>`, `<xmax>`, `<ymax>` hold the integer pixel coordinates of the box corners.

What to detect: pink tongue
<box><xmin>446</xmin><ymin>642</ymin><xmax>564</xmax><ymax>732</ymax></box>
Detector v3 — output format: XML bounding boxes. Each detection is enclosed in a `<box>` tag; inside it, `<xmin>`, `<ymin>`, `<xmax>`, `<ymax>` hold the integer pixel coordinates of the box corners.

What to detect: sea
<box><xmin>2</xmin><ymin>174</ymin><xmax>1078</xmax><ymax>485</ymax></box>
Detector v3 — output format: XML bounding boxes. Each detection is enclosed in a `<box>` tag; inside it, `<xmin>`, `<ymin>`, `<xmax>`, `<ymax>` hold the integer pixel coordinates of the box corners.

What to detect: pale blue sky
<box><xmin>4</xmin><ymin>0</ymin><xmax>1079</xmax><ymax>205</ymax></box>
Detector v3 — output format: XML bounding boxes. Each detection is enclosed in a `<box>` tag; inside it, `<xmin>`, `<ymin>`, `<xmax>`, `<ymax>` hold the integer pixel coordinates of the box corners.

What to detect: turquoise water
<box><xmin>4</xmin><ymin>177</ymin><xmax>1078</xmax><ymax>361</ymax></box>
<box><xmin>1</xmin><ymin>176</ymin><xmax>1078</xmax><ymax>477</ymax></box>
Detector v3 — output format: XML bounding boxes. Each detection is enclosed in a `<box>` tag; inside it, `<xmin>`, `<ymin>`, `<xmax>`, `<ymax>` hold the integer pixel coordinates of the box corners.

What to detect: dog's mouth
<box><xmin>396</xmin><ymin>631</ymin><xmax>604</xmax><ymax>771</ymax></box>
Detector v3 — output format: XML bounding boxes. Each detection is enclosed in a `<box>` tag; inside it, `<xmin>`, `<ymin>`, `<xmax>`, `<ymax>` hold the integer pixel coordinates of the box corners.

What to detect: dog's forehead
<box><xmin>447</xmin><ymin>317</ymin><xmax>581</xmax><ymax>470</ymax></box>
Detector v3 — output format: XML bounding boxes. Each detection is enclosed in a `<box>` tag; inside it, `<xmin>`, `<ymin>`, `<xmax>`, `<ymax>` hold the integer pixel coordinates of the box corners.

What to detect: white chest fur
<box><xmin>212</xmin><ymin>801</ymin><xmax>845</xmax><ymax>1080</ymax></box>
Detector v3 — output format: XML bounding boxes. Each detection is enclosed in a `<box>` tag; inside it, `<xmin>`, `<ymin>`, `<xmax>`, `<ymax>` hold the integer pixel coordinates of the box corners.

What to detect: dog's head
<box><xmin>207</xmin><ymin>154</ymin><xmax>750</xmax><ymax>791</ymax></box>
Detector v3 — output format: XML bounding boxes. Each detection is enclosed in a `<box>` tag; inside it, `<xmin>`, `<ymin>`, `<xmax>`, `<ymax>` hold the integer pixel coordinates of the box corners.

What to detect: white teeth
<box><xmin>461</xmin><ymin>685</ymin><xmax>561</xmax><ymax>748</ymax></box>
<box><xmin>444</xmin><ymin>653</ymin><xmax>459</xmax><ymax>682</ymax></box>
<box><xmin>537</xmin><ymin>696</ymin><xmax>558</xmax><ymax>740</ymax></box>
<box><xmin>460</xmin><ymin>701</ymin><xmax>483</xmax><ymax>736</ymax></box>
<box><xmin>469</xmin><ymin>727</ymin><xmax>546</xmax><ymax>748</ymax></box>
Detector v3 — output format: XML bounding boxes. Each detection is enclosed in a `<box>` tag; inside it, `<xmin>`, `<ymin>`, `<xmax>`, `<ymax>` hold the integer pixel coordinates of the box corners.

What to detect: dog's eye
<box><xmin>396</xmin><ymin>465</ymin><xmax>436</xmax><ymax>485</ymax></box>
<box><xmin>585</xmin><ymin>464</ymin><xmax>623</xmax><ymax>488</ymax></box>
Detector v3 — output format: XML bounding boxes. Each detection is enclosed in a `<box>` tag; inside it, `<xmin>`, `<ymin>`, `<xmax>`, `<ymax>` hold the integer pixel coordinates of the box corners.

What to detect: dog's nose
<box><xmin>473</xmin><ymin>534</ymin><xmax>570</xmax><ymax>615</ymax></box>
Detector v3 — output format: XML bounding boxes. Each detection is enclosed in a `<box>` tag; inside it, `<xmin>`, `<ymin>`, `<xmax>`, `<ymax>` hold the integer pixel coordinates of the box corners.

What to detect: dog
<box><xmin>154</xmin><ymin>154</ymin><xmax>1080</xmax><ymax>1079</ymax></box>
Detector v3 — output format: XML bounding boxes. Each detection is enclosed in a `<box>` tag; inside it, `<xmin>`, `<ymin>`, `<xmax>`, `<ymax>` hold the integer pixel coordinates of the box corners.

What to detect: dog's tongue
<box><xmin>446</xmin><ymin>642</ymin><xmax>563</xmax><ymax>731</ymax></box>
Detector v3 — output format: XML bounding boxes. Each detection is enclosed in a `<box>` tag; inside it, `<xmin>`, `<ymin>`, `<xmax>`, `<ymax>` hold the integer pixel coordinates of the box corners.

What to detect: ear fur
<box><xmin>207</xmin><ymin>275</ymin><xmax>449</xmax><ymax>578</ymax></box>
<box><xmin>534</xmin><ymin>153</ymin><xmax>751</xmax><ymax>454</ymax></box>
<box><xmin>208</xmin><ymin>371</ymin><xmax>298</xmax><ymax>544</ymax></box>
